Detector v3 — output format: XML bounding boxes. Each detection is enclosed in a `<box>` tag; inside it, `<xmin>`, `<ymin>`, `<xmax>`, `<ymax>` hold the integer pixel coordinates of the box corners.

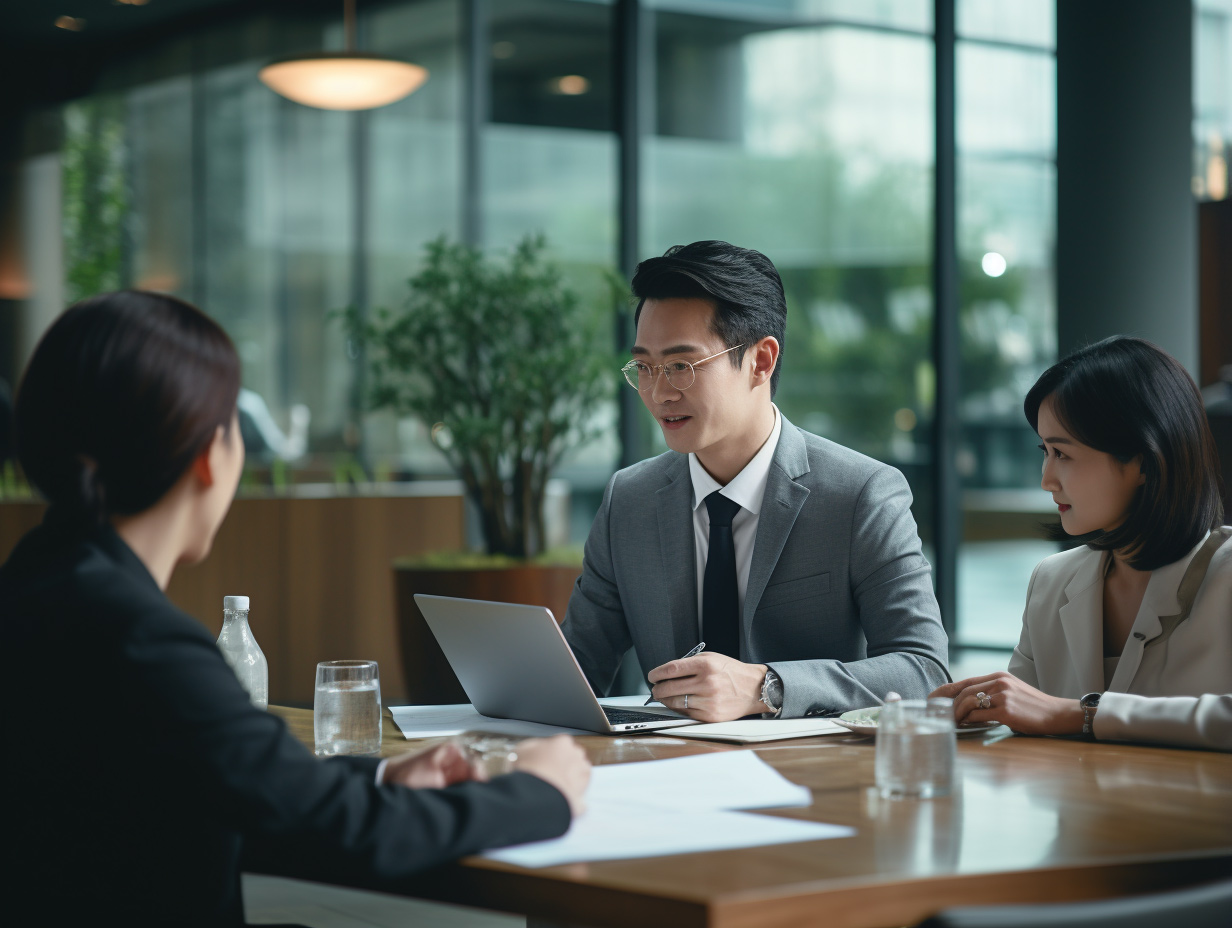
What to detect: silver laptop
<box><xmin>413</xmin><ymin>594</ymin><xmax>697</xmax><ymax>734</ymax></box>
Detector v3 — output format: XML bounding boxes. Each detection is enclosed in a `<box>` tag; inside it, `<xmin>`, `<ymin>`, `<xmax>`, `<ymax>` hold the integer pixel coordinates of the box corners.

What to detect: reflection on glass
<box><xmin>957</xmin><ymin>0</ymin><xmax>1054</xmax><ymax>47</ymax></box>
<box><xmin>1194</xmin><ymin>0</ymin><xmax>1232</xmax><ymax>201</ymax></box>
<box><xmin>362</xmin><ymin>0</ymin><xmax>463</xmax><ymax>476</ymax></box>
<box><xmin>484</xmin><ymin>0</ymin><xmax>620</xmax><ymax>511</ymax></box>
<box><xmin>956</xmin><ymin>25</ymin><xmax>1057</xmax><ymax>647</ymax></box>
<box><xmin>128</xmin><ymin>78</ymin><xmax>194</xmax><ymax>300</ymax></box>
<box><xmin>646</xmin><ymin>8</ymin><xmax>934</xmax><ymax>536</ymax></box>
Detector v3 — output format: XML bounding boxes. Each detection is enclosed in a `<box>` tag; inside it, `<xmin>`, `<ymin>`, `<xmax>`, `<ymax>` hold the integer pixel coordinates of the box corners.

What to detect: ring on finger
<box><xmin>684</xmin><ymin>694</ymin><xmax>689</xmax><ymax>710</ymax></box>
<box><xmin>975</xmin><ymin>691</ymin><xmax>992</xmax><ymax>710</ymax></box>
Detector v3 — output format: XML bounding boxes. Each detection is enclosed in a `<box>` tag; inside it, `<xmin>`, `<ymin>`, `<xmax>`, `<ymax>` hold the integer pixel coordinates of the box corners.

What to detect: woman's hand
<box><xmin>930</xmin><ymin>671</ymin><xmax>1085</xmax><ymax>736</ymax></box>
<box><xmin>513</xmin><ymin>735</ymin><xmax>592</xmax><ymax>817</ymax></box>
<box><xmin>380</xmin><ymin>742</ymin><xmax>479</xmax><ymax>789</ymax></box>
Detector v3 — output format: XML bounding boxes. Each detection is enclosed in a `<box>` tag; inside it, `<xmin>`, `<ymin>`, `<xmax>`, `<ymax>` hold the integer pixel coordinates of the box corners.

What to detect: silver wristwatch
<box><xmin>1080</xmin><ymin>692</ymin><xmax>1101</xmax><ymax>739</ymax></box>
<box><xmin>761</xmin><ymin>669</ymin><xmax>784</xmax><ymax>717</ymax></box>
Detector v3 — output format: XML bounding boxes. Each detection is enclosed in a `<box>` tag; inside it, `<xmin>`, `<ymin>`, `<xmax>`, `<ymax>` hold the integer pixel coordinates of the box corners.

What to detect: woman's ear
<box><xmin>1132</xmin><ymin>454</ymin><xmax>1146</xmax><ymax>486</ymax></box>
<box><xmin>190</xmin><ymin>425</ymin><xmax>226</xmax><ymax>489</ymax></box>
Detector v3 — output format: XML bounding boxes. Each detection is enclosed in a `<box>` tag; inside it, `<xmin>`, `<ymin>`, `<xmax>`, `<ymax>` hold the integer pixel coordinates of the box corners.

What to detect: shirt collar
<box><xmin>689</xmin><ymin>405</ymin><xmax>782</xmax><ymax>515</ymax></box>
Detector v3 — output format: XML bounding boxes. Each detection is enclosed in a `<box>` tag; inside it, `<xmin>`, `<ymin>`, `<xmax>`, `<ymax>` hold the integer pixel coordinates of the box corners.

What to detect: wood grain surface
<box><xmin>269</xmin><ymin>706</ymin><xmax>1232</xmax><ymax>928</ymax></box>
<box><xmin>0</xmin><ymin>495</ymin><xmax>465</xmax><ymax>705</ymax></box>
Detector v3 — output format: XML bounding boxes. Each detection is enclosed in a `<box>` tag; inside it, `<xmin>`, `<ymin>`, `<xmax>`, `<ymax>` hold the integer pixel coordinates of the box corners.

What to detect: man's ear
<box><xmin>190</xmin><ymin>425</ymin><xmax>225</xmax><ymax>489</ymax></box>
<box><xmin>750</xmin><ymin>337</ymin><xmax>779</xmax><ymax>386</ymax></box>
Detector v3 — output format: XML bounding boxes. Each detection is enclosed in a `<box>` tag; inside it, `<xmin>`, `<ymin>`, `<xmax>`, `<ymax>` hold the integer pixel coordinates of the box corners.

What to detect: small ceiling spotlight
<box><xmin>55</xmin><ymin>15</ymin><xmax>86</xmax><ymax>31</ymax></box>
<box><xmin>550</xmin><ymin>75</ymin><xmax>589</xmax><ymax>96</ymax></box>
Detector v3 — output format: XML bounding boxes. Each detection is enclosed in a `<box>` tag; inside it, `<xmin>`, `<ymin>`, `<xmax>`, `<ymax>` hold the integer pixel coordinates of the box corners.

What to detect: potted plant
<box><xmin>343</xmin><ymin>234</ymin><xmax>614</xmax><ymax>701</ymax></box>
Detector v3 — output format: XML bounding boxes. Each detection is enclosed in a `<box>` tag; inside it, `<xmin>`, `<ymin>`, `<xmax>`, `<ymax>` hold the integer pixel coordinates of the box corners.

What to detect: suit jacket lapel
<box><xmin>656</xmin><ymin>455</ymin><xmax>700</xmax><ymax>659</ymax></box>
<box><xmin>1057</xmin><ymin>549</ymin><xmax>1106</xmax><ymax>693</ymax></box>
<box><xmin>744</xmin><ymin>418</ymin><xmax>811</xmax><ymax>629</ymax></box>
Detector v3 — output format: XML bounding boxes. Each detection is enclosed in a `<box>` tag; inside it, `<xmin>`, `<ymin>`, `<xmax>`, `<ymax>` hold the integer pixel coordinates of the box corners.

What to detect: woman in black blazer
<box><xmin>0</xmin><ymin>291</ymin><xmax>589</xmax><ymax>926</ymax></box>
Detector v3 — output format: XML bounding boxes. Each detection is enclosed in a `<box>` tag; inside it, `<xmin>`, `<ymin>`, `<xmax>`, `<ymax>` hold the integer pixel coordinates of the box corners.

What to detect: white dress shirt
<box><xmin>688</xmin><ymin>405</ymin><xmax>783</xmax><ymax>637</ymax></box>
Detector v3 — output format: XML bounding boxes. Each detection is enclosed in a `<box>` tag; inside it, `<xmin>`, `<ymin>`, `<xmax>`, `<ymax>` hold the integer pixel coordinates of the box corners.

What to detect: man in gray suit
<box><xmin>562</xmin><ymin>240</ymin><xmax>949</xmax><ymax>722</ymax></box>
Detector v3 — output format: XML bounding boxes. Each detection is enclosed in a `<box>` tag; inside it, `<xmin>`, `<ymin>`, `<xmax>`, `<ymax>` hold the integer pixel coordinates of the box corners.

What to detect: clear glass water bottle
<box><xmin>217</xmin><ymin>595</ymin><xmax>269</xmax><ymax>710</ymax></box>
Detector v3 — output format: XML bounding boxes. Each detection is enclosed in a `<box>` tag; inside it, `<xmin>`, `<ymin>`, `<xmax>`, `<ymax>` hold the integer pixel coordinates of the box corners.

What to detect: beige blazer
<box><xmin>1008</xmin><ymin>528</ymin><xmax>1232</xmax><ymax>751</ymax></box>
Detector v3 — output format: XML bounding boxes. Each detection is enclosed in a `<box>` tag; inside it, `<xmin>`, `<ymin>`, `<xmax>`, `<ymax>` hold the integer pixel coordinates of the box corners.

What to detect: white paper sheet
<box><xmin>387</xmin><ymin>704</ymin><xmax>590</xmax><ymax>739</ymax></box>
<box><xmin>482</xmin><ymin>748</ymin><xmax>850</xmax><ymax>867</ymax></box>
<box><xmin>589</xmin><ymin>750</ymin><xmax>813</xmax><ymax>811</ymax></box>
<box><xmin>483</xmin><ymin>802</ymin><xmax>853</xmax><ymax>868</ymax></box>
<box><xmin>668</xmin><ymin>718</ymin><xmax>848</xmax><ymax>743</ymax></box>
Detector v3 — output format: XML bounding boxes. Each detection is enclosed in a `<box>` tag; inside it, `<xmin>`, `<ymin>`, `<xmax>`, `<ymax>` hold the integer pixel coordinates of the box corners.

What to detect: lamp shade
<box><xmin>259</xmin><ymin>53</ymin><xmax>428</xmax><ymax>110</ymax></box>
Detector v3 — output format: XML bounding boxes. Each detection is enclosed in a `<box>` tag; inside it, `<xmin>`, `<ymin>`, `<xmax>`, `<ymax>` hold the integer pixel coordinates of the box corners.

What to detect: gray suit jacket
<box><xmin>562</xmin><ymin>416</ymin><xmax>950</xmax><ymax>717</ymax></box>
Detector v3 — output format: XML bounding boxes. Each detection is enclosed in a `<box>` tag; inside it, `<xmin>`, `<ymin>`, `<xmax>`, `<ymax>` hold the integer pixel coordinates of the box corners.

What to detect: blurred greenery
<box><xmin>342</xmin><ymin>234</ymin><xmax>616</xmax><ymax>558</ymax></box>
<box><xmin>62</xmin><ymin>96</ymin><xmax>127</xmax><ymax>303</ymax></box>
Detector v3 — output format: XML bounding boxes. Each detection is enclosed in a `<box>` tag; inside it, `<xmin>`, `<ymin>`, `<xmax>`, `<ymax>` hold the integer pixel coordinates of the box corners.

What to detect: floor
<box><xmin>243</xmin><ymin>874</ymin><xmax>523</xmax><ymax>928</ymax></box>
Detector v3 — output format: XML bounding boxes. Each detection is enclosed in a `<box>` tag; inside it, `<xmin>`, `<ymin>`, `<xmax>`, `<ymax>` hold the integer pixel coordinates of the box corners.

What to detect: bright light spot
<box><xmin>55</xmin><ymin>15</ymin><xmax>85</xmax><ymax>30</ymax></box>
<box><xmin>981</xmin><ymin>252</ymin><xmax>1007</xmax><ymax>277</ymax></box>
<box><xmin>551</xmin><ymin>75</ymin><xmax>590</xmax><ymax>95</ymax></box>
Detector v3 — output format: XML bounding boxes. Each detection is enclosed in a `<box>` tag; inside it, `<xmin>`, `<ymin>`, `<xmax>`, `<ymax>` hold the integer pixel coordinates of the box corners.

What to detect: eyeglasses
<box><xmin>620</xmin><ymin>344</ymin><xmax>745</xmax><ymax>392</ymax></box>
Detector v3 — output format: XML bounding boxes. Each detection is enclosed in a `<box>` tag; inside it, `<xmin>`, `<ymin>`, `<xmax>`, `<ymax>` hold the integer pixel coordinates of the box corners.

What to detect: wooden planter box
<box><xmin>394</xmin><ymin>564</ymin><xmax>581</xmax><ymax>704</ymax></box>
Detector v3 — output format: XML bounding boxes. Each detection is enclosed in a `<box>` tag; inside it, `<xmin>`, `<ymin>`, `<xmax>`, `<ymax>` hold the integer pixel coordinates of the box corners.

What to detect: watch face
<box><xmin>1081</xmin><ymin>692</ymin><xmax>1101</xmax><ymax>708</ymax></box>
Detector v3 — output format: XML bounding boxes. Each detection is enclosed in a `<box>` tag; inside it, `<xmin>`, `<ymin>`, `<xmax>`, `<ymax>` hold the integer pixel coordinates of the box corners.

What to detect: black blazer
<box><xmin>0</xmin><ymin>511</ymin><xmax>570</xmax><ymax>926</ymax></box>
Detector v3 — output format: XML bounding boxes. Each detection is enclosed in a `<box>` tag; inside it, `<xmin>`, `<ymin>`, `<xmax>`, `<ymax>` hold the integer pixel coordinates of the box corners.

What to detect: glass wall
<box><xmin>1195</xmin><ymin>0</ymin><xmax>1232</xmax><ymax>201</ymax></box>
<box><xmin>644</xmin><ymin>1</ymin><xmax>936</xmax><ymax>543</ymax></box>
<box><xmin>954</xmin><ymin>0</ymin><xmax>1057</xmax><ymax>647</ymax></box>
<box><xmin>18</xmin><ymin>0</ymin><xmax>1075</xmax><ymax>650</ymax></box>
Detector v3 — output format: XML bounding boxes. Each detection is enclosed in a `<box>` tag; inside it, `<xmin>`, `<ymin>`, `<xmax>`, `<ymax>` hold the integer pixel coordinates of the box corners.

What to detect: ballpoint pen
<box><xmin>644</xmin><ymin>641</ymin><xmax>706</xmax><ymax>706</ymax></box>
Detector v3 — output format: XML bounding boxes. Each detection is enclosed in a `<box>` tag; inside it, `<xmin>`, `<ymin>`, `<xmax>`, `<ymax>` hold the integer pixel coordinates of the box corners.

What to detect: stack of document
<box><xmin>387</xmin><ymin>698</ymin><xmax>848</xmax><ymax>743</ymax></box>
<box><xmin>483</xmin><ymin>751</ymin><xmax>854</xmax><ymax>867</ymax></box>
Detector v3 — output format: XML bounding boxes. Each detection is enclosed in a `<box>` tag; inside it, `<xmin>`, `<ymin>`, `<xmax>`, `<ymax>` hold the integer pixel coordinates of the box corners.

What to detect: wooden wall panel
<box><xmin>0</xmin><ymin>494</ymin><xmax>466</xmax><ymax>706</ymax></box>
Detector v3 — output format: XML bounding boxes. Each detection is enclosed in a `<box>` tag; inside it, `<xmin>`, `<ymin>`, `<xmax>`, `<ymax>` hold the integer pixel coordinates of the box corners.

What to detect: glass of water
<box><xmin>314</xmin><ymin>660</ymin><xmax>382</xmax><ymax>757</ymax></box>
<box><xmin>875</xmin><ymin>697</ymin><xmax>956</xmax><ymax>799</ymax></box>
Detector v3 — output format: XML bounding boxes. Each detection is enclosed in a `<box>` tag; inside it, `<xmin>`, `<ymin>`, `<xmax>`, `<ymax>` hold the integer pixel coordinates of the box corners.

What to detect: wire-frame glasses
<box><xmin>620</xmin><ymin>344</ymin><xmax>745</xmax><ymax>391</ymax></box>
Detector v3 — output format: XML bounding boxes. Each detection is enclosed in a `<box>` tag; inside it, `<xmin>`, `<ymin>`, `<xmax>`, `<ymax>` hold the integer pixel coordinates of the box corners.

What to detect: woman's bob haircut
<box><xmin>1024</xmin><ymin>335</ymin><xmax>1225</xmax><ymax>571</ymax></box>
<box><xmin>16</xmin><ymin>290</ymin><xmax>240</xmax><ymax>524</ymax></box>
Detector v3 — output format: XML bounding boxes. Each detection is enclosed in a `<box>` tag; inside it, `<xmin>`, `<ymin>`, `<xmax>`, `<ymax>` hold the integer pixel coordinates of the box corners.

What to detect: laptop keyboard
<box><xmin>602</xmin><ymin>707</ymin><xmax>676</xmax><ymax>725</ymax></box>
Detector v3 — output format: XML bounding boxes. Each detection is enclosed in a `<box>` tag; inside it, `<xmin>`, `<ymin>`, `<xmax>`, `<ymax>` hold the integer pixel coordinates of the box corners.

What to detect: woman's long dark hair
<box><xmin>15</xmin><ymin>290</ymin><xmax>241</xmax><ymax>524</ymax></box>
<box><xmin>1024</xmin><ymin>336</ymin><xmax>1224</xmax><ymax>571</ymax></box>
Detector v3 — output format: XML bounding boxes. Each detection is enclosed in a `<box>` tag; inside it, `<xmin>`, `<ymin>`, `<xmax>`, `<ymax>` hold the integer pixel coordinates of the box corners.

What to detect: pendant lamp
<box><xmin>259</xmin><ymin>0</ymin><xmax>428</xmax><ymax>111</ymax></box>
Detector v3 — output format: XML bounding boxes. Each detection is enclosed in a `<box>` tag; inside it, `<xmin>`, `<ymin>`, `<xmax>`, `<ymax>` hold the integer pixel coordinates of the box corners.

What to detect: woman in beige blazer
<box><xmin>934</xmin><ymin>336</ymin><xmax>1230</xmax><ymax>751</ymax></box>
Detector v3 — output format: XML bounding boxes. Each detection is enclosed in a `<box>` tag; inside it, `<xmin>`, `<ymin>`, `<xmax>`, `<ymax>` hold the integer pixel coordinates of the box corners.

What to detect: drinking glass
<box><xmin>314</xmin><ymin>660</ymin><xmax>382</xmax><ymax>756</ymax></box>
<box><xmin>459</xmin><ymin>733</ymin><xmax>520</xmax><ymax>778</ymax></box>
<box><xmin>874</xmin><ymin>697</ymin><xmax>956</xmax><ymax>799</ymax></box>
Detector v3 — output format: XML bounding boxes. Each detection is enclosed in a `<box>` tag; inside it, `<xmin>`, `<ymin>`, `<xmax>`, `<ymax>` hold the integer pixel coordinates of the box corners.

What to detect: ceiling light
<box><xmin>550</xmin><ymin>75</ymin><xmax>589</xmax><ymax>96</ymax></box>
<box><xmin>55</xmin><ymin>16</ymin><xmax>85</xmax><ymax>31</ymax></box>
<box><xmin>259</xmin><ymin>0</ymin><xmax>428</xmax><ymax>111</ymax></box>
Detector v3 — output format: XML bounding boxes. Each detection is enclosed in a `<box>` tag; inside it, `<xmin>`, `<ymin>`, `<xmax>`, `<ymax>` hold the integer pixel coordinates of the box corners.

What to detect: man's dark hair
<box><xmin>1024</xmin><ymin>335</ymin><xmax>1225</xmax><ymax>571</ymax></box>
<box><xmin>631</xmin><ymin>240</ymin><xmax>787</xmax><ymax>396</ymax></box>
<box><xmin>16</xmin><ymin>290</ymin><xmax>241</xmax><ymax>524</ymax></box>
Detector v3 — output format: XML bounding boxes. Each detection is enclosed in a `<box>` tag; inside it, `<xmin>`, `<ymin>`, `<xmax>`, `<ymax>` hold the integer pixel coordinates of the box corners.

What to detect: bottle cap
<box><xmin>223</xmin><ymin>595</ymin><xmax>250</xmax><ymax>611</ymax></box>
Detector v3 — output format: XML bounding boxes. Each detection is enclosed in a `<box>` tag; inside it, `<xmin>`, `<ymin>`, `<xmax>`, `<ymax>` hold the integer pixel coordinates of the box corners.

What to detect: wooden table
<box><xmin>269</xmin><ymin>706</ymin><xmax>1232</xmax><ymax>928</ymax></box>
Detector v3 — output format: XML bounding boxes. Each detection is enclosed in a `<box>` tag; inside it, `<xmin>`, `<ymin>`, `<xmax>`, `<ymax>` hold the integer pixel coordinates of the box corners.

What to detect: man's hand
<box><xmin>647</xmin><ymin>653</ymin><xmax>769</xmax><ymax>722</ymax></box>
<box><xmin>514</xmin><ymin>735</ymin><xmax>592</xmax><ymax>817</ymax></box>
<box><xmin>380</xmin><ymin>742</ymin><xmax>479</xmax><ymax>789</ymax></box>
<box><xmin>930</xmin><ymin>671</ymin><xmax>1084</xmax><ymax>736</ymax></box>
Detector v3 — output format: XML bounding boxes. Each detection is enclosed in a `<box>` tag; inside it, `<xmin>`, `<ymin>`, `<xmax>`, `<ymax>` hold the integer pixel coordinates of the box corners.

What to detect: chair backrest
<box><xmin>915</xmin><ymin>879</ymin><xmax>1232</xmax><ymax>928</ymax></box>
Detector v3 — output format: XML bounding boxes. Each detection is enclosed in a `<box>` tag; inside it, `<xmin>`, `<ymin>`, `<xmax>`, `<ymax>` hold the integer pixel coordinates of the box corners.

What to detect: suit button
<box><xmin>1133</xmin><ymin>632</ymin><xmax>1146</xmax><ymax>640</ymax></box>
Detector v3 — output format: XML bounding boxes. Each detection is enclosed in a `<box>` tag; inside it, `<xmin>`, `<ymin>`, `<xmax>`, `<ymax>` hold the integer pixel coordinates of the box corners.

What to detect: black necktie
<box><xmin>703</xmin><ymin>491</ymin><xmax>742</xmax><ymax>659</ymax></box>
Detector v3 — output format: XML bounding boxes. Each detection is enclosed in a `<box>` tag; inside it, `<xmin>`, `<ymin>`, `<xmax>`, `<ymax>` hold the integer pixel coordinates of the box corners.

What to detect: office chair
<box><xmin>915</xmin><ymin>878</ymin><xmax>1232</xmax><ymax>928</ymax></box>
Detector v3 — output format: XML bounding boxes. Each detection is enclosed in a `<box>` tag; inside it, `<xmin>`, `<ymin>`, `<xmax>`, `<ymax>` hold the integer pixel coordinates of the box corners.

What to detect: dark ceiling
<box><xmin>4</xmin><ymin>0</ymin><xmax>260</xmax><ymax>50</ymax></box>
